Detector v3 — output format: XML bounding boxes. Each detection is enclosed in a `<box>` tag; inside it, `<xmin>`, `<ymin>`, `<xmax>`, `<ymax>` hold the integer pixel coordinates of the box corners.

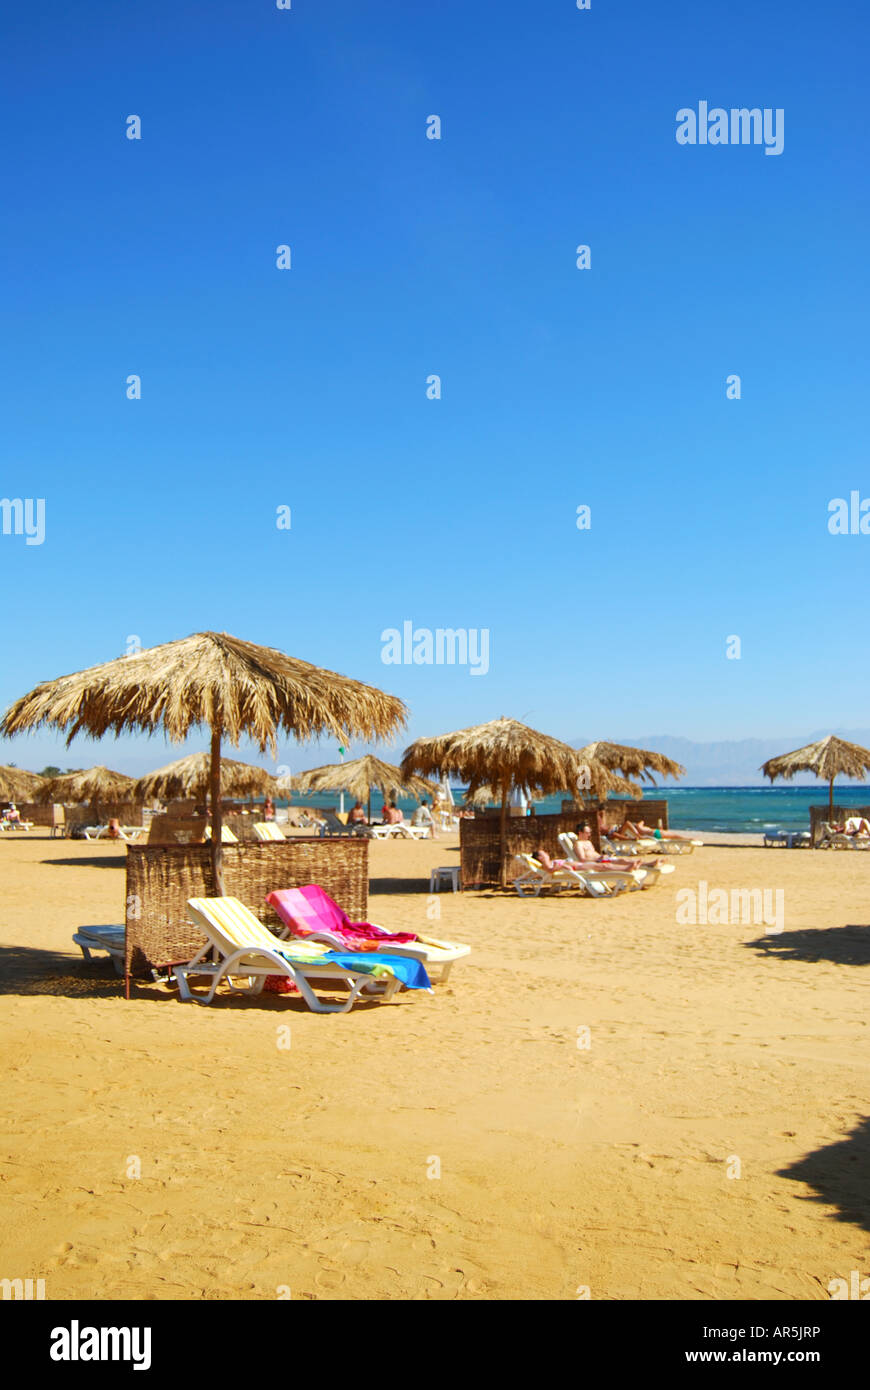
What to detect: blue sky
<box><xmin>1</xmin><ymin>0</ymin><xmax>868</xmax><ymax>776</ymax></box>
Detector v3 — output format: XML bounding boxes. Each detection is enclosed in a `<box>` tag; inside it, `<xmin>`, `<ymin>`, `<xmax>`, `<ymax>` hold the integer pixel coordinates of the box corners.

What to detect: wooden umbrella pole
<box><xmin>829</xmin><ymin>776</ymin><xmax>834</xmax><ymax>822</ymax></box>
<box><xmin>210</xmin><ymin>723</ymin><xmax>225</xmax><ymax>895</ymax></box>
<box><xmin>499</xmin><ymin>776</ymin><xmax>510</xmax><ymax>890</ymax></box>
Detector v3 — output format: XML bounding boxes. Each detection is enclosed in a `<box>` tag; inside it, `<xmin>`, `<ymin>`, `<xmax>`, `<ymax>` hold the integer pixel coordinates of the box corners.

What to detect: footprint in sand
<box><xmin>340</xmin><ymin>1239</ymin><xmax>370</xmax><ymax>1264</ymax></box>
<box><xmin>315</xmin><ymin>1267</ymin><xmax>346</xmax><ymax>1289</ymax></box>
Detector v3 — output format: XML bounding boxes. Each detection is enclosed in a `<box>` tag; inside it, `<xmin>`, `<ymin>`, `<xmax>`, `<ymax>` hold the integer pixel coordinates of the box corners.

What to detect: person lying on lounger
<box><xmin>608</xmin><ymin>818</ymin><xmax>695</xmax><ymax>842</ymax></box>
<box><xmin>564</xmin><ymin>825</ymin><xmax>664</xmax><ymax>871</ymax></box>
<box><xmin>843</xmin><ymin>817</ymin><xmax>870</xmax><ymax>836</ymax></box>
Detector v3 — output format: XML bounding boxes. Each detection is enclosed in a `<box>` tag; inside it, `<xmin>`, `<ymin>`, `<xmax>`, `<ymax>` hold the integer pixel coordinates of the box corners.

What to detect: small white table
<box><xmin>429</xmin><ymin>865</ymin><xmax>460</xmax><ymax>893</ymax></box>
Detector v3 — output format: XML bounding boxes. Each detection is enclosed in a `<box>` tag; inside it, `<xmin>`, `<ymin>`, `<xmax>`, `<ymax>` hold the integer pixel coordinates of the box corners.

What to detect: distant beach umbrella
<box><xmin>297</xmin><ymin>754</ymin><xmax>435</xmax><ymax>822</ymax></box>
<box><xmin>576</xmin><ymin>741</ymin><xmax>686</xmax><ymax>789</ymax></box>
<box><xmin>134</xmin><ymin>753</ymin><xmax>276</xmax><ymax>805</ymax></box>
<box><xmin>34</xmin><ymin>766</ymin><xmax>136</xmax><ymax>823</ymax></box>
<box><xmin>1</xmin><ymin>631</ymin><xmax>406</xmax><ymax>893</ymax></box>
<box><xmin>401</xmin><ymin>716</ymin><xmax>633</xmax><ymax>888</ymax></box>
<box><xmin>0</xmin><ymin>765</ymin><xmax>46</xmax><ymax>802</ymax></box>
<box><xmin>761</xmin><ymin>735</ymin><xmax>870</xmax><ymax>819</ymax></box>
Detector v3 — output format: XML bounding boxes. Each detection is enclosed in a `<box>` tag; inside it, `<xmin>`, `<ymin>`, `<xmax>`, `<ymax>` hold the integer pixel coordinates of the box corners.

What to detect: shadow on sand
<box><xmin>0</xmin><ymin>943</ymin><xmax>400</xmax><ymax>1011</ymax></box>
<box><xmin>743</xmin><ymin>924</ymin><xmax>870</xmax><ymax>967</ymax></box>
<box><xmin>0</xmin><ymin>942</ymin><xmax>124</xmax><ymax>998</ymax></box>
<box><xmin>39</xmin><ymin>856</ymin><xmax>126</xmax><ymax>870</ymax></box>
<box><xmin>779</xmin><ymin>1115</ymin><xmax>870</xmax><ymax>1234</ymax></box>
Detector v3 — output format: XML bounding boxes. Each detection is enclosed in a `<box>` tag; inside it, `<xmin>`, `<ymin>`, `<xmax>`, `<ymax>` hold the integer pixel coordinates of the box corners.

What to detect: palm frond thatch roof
<box><xmin>297</xmin><ymin>755</ymin><xmax>435</xmax><ymax>805</ymax></box>
<box><xmin>401</xmin><ymin>716</ymin><xmax>625</xmax><ymax>887</ymax></box>
<box><xmin>761</xmin><ymin>735</ymin><xmax>870</xmax><ymax>784</ymax></box>
<box><xmin>1</xmin><ymin>631</ymin><xmax>406</xmax><ymax>895</ymax></box>
<box><xmin>761</xmin><ymin>735</ymin><xmax>870</xmax><ymax>815</ymax></box>
<box><xmin>401</xmin><ymin>718</ymin><xmax>586</xmax><ymax>797</ymax></box>
<box><xmin>0</xmin><ymin>631</ymin><xmax>406</xmax><ymax>753</ymax></box>
<box><xmin>133</xmin><ymin>753</ymin><xmax>276</xmax><ymax>803</ymax></box>
<box><xmin>0</xmin><ymin>765</ymin><xmax>46</xmax><ymax>801</ymax></box>
<box><xmin>34</xmin><ymin>766</ymin><xmax>136</xmax><ymax>805</ymax></box>
<box><xmin>577</xmin><ymin>740</ymin><xmax>686</xmax><ymax>786</ymax></box>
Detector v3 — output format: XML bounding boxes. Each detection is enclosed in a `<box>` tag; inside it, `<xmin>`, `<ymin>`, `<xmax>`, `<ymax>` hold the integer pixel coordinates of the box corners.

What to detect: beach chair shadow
<box><xmin>778</xmin><ymin>1115</ymin><xmax>870</xmax><ymax>1234</ymax></box>
<box><xmin>742</xmin><ymin>924</ymin><xmax>870</xmax><ymax>967</ymax></box>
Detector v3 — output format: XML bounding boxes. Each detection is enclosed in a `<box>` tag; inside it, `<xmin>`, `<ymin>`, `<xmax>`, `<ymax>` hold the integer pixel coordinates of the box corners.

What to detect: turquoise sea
<box><xmin>277</xmin><ymin>785</ymin><xmax>870</xmax><ymax>834</ymax></box>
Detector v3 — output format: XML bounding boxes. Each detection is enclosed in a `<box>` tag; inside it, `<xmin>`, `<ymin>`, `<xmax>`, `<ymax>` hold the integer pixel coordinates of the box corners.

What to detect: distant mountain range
<box><xmin>569</xmin><ymin>731</ymin><xmax>870</xmax><ymax>787</ymax></box>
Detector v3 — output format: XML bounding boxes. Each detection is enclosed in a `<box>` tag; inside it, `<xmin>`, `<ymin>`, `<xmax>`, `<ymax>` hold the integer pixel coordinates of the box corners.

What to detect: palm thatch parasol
<box><xmin>400</xmin><ymin>716</ymin><xmax>630</xmax><ymax>888</ymax></box>
<box><xmin>34</xmin><ymin>766</ymin><xmax>136</xmax><ymax>822</ymax></box>
<box><xmin>133</xmin><ymin>752</ymin><xmax>276</xmax><ymax>806</ymax></box>
<box><xmin>761</xmin><ymin>735</ymin><xmax>870</xmax><ymax>819</ymax></box>
<box><xmin>576</xmin><ymin>740</ymin><xmax>686</xmax><ymax>790</ymax></box>
<box><xmin>297</xmin><ymin>755</ymin><xmax>435</xmax><ymax>821</ymax></box>
<box><xmin>0</xmin><ymin>765</ymin><xmax>46</xmax><ymax>802</ymax></box>
<box><xmin>1</xmin><ymin>631</ymin><xmax>406</xmax><ymax>892</ymax></box>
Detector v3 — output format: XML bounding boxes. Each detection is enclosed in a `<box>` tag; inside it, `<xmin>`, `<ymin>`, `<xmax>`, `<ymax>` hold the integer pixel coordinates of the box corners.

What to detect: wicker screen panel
<box><xmin>24</xmin><ymin>801</ymin><xmax>145</xmax><ymax>829</ymax></box>
<box><xmin>459</xmin><ymin>800</ymin><xmax>670</xmax><ymax>888</ymax></box>
<box><xmin>809</xmin><ymin>804</ymin><xmax>870</xmax><ymax>845</ymax></box>
<box><xmin>124</xmin><ymin>838</ymin><xmax>369</xmax><ymax>990</ymax></box>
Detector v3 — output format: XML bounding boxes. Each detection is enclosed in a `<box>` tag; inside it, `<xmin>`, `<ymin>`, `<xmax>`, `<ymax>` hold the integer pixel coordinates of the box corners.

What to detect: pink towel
<box><xmin>266</xmin><ymin>885</ymin><xmax>418</xmax><ymax>950</ymax></box>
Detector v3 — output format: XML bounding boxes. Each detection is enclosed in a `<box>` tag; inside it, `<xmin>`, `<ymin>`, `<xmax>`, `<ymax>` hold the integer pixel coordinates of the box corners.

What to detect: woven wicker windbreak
<box><xmin>459</xmin><ymin>800</ymin><xmax>669</xmax><ymax>888</ymax></box>
<box><xmin>124</xmin><ymin>838</ymin><xmax>369</xmax><ymax>995</ymax></box>
<box><xmin>809</xmin><ymin>805</ymin><xmax>870</xmax><ymax>845</ymax></box>
<box><xmin>20</xmin><ymin>800</ymin><xmax>144</xmax><ymax>829</ymax></box>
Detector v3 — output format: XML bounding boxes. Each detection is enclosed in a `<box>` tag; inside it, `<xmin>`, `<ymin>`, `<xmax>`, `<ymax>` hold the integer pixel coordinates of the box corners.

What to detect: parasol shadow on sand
<box><xmin>743</xmin><ymin>923</ymin><xmax>870</xmax><ymax>967</ymax></box>
<box><xmin>777</xmin><ymin>1115</ymin><xmax>870</xmax><ymax>1235</ymax></box>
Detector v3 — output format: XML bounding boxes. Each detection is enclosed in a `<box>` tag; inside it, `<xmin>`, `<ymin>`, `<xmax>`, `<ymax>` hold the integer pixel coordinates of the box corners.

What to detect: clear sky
<box><xmin>1</xmin><ymin>0</ymin><xmax>868</xmax><ymax>776</ymax></box>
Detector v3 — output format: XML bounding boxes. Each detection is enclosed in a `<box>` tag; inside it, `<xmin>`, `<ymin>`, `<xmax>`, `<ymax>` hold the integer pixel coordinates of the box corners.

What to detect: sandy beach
<box><xmin>1</xmin><ymin>830</ymin><xmax>867</xmax><ymax>1301</ymax></box>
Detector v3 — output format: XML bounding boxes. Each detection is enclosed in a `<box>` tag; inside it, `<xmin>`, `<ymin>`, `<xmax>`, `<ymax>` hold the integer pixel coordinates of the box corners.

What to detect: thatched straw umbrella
<box><xmin>133</xmin><ymin>752</ymin><xmax>275</xmax><ymax>807</ymax></box>
<box><xmin>297</xmin><ymin>755</ymin><xmax>435</xmax><ymax>822</ymax></box>
<box><xmin>761</xmin><ymin>735</ymin><xmax>870</xmax><ymax>820</ymax></box>
<box><xmin>0</xmin><ymin>765</ymin><xmax>45</xmax><ymax>802</ymax></box>
<box><xmin>34</xmin><ymin>766</ymin><xmax>136</xmax><ymax>823</ymax></box>
<box><xmin>401</xmin><ymin>717</ymin><xmax>629</xmax><ymax>888</ymax></box>
<box><xmin>576</xmin><ymin>740</ymin><xmax>686</xmax><ymax>788</ymax></box>
<box><xmin>1</xmin><ymin>631</ymin><xmax>406</xmax><ymax>893</ymax></box>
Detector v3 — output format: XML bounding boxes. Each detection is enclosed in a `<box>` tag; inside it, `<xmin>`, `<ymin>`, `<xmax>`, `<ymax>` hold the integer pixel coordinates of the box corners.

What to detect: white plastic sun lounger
<box><xmin>556</xmin><ymin>834</ymin><xmax>675</xmax><ymax>890</ymax></box>
<box><xmin>512</xmin><ymin>852</ymin><xmax>631</xmax><ymax>898</ymax></box>
<box><xmin>394</xmin><ymin>821</ymin><xmax>431</xmax><ymax>839</ymax></box>
<box><xmin>72</xmin><ymin>925</ymin><xmax>126</xmax><ymax>975</ymax></box>
<box><xmin>265</xmin><ymin>886</ymin><xmax>472</xmax><ymax>985</ymax></box>
<box><xmin>175</xmin><ymin>896</ymin><xmax>412</xmax><ymax>1012</ymax></box>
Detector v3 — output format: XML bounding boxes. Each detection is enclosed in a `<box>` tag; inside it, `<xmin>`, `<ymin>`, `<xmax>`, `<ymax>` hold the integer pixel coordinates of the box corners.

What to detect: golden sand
<box><xmin>1</xmin><ymin>832</ymin><xmax>868</xmax><ymax>1300</ymax></box>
